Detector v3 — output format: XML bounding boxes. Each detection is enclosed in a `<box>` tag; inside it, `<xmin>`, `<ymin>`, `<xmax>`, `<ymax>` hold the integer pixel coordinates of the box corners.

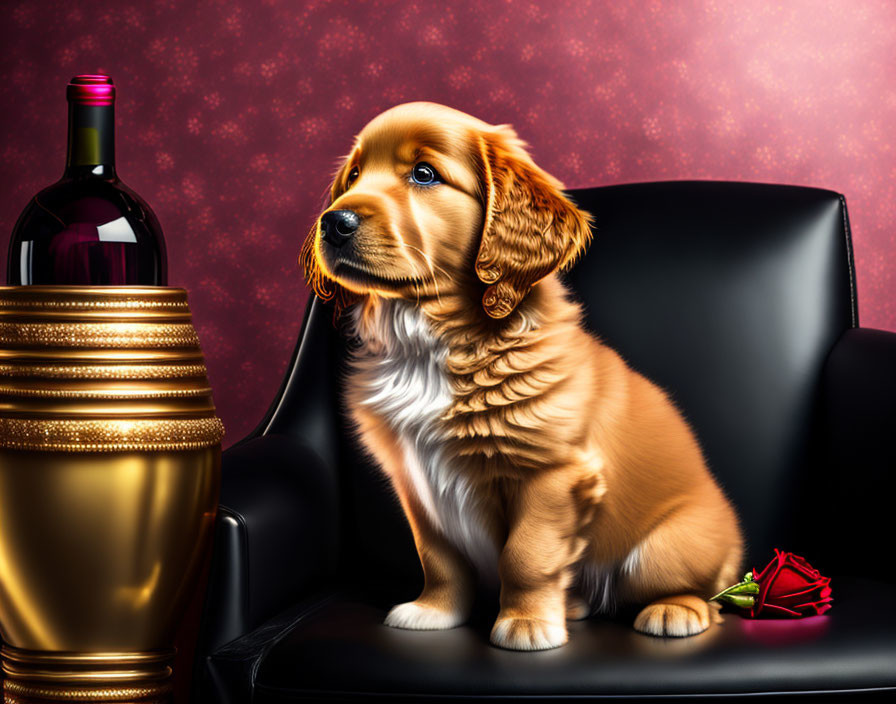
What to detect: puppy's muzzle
<box><xmin>321</xmin><ymin>209</ymin><xmax>361</xmax><ymax>248</ymax></box>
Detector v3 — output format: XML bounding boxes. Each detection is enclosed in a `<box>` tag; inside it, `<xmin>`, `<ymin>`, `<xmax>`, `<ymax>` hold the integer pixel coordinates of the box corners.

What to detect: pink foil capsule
<box><xmin>66</xmin><ymin>74</ymin><xmax>115</xmax><ymax>106</ymax></box>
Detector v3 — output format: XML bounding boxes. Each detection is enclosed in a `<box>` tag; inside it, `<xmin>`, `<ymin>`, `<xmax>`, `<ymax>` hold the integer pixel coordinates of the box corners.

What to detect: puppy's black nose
<box><xmin>320</xmin><ymin>209</ymin><xmax>360</xmax><ymax>247</ymax></box>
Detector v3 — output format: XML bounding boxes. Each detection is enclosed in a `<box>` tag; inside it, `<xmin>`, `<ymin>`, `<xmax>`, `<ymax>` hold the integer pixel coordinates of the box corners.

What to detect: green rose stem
<box><xmin>709</xmin><ymin>571</ymin><xmax>761</xmax><ymax>609</ymax></box>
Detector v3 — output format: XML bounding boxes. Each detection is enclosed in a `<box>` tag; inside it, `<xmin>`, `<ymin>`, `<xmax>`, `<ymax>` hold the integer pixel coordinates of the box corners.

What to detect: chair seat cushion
<box><xmin>251</xmin><ymin>577</ymin><xmax>896</xmax><ymax>701</ymax></box>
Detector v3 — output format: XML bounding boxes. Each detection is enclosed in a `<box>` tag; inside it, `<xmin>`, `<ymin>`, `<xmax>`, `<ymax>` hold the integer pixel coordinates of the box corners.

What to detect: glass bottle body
<box><xmin>8</xmin><ymin>173</ymin><xmax>168</xmax><ymax>285</ymax></box>
<box><xmin>6</xmin><ymin>75</ymin><xmax>167</xmax><ymax>286</ymax></box>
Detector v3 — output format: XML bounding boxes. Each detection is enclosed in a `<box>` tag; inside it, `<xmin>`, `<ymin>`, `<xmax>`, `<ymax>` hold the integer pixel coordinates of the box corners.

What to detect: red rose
<box><xmin>750</xmin><ymin>549</ymin><xmax>833</xmax><ymax>618</ymax></box>
<box><xmin>710</xmin><ymin>549</ymin><xmax>833</xmax><ymax>618</ymax></box>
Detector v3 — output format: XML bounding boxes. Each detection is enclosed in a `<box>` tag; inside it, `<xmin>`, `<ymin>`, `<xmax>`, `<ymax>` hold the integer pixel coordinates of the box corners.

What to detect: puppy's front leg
<box><xmin>351</xmin><ymin>410</ymin><xmax>475</xmax><ymax>631</ymax></box>
<box><xmin>383</xmin><ymin>479</ymin><xmax>475</xmax><ymax>630</ymax></box>
<box><xmin>491</xmin><ymin>465</ymin><xmax>601</xmax><ymax>651</ymax></box>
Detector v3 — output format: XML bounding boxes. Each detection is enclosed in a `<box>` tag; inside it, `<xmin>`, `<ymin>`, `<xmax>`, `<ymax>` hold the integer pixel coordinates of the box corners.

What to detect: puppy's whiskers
<box><xmin>406</xmin><ymin>245</ymin><xmax>437</xmax><ymax>306</ymax></box>
<box><xmin>384</xmin><ymin>221</ymin><xmax>433</xmax><ymax>304</ymax></box>
<box><xmin>401</xmin><ymin>241</ymin><xmax>456</xmax><ymax>306</ymax></box>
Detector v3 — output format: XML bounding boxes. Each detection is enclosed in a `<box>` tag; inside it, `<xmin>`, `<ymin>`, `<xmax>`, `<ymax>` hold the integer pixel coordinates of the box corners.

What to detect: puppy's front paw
<box><xmin>633</xmin><ymin>601</ymin><xmax>710</xmax><ymax>637</ymax></box>
<box><xmin>384</xmin><ymin>601</ymin><xmax>465</xmax><ymax>630</ymax></box>
<box><xmin>490</xmin><ymin>616</ymin><xmax>568</xmax><ymax>651</ymax></box>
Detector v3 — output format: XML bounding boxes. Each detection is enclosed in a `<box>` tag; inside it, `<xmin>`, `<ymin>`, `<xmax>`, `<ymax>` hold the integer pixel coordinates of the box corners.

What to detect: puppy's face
<box><xmin>301</xmin><ymin>102</ymin><xmax>594</xmax><ymax>318</ymax></box>
<box><xmin>306</xmin><ymin>103</ymin><xmax>485</xmax><ymax>299</ymax></box>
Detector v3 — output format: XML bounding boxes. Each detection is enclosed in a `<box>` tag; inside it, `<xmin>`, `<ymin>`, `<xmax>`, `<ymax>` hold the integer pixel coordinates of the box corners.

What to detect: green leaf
<box><xmin>709</xmin><ymin>573</ymin><xmax>760</xmax><ymax>603</ymax></box>
<box><xmin>716</xmin><ymin>593</ymin><xmax>755</xmax><ymax>609</ymax></box>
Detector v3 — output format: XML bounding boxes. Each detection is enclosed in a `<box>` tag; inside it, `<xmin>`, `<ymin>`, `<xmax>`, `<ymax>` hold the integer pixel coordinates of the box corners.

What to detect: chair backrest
<box><xmin>261</xmin><ymin>180</ymin><xmax>857</xmax><ymax>588</ymax></box>
<box><xmin>563</xmin><ymin>181</ymin><xmax>856</xmax><ymax>564</ymax></box>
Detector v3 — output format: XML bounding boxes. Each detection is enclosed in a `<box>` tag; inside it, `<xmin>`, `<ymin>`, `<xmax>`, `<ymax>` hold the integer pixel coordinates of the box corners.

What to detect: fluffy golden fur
<box><xmin>300</xmin><ymin>101</ymin><xmax>744</xmax><ymax>650</ymax></box>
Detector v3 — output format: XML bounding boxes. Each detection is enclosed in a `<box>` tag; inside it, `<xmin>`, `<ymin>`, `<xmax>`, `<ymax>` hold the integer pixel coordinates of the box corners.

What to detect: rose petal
<box><xmin>776</xmin><ymin>582</ymin><xmax>828</xmax><ymax>597</ymax></box>
<box><xmin>786</xmin><ymin>554</ymin><xmax>823</xmax><ymax>580</ymax></box>
<box><xmin>759</xmin><ymin>602</ymin><xmax>803</xmax><ymax>618</ymax></box>
<box><xmin>780</xmin><ymin>553</ymin><xmax>818</xmax><ymax>578</ymax></box>
<box><xmin>753</xmin><ymin>552</ymin><xmax>781</xmax><ymax>582</ymax></box>
<box><xmin>768</xmin><ymin>592</ymin><xmax>830</xmax><ymax>609</ymax></box>
<box><xmin>784</xmin><ymin>555</ymin><xmax>821</xmax><ymax>580</ymax></box>
<box><xmin>769</xmin><ymin>579</ymin><xmax>830</xmax><ymax>601</ymax></box>
<box><xmin>793</xmin><ymin>597</ymin><xmax>833</xmax><ymax>609</ymax></box>
<box><xmin>766</xmin><ymin>566</ymin><xmax>815</xmax><ymax>599</ymax></box>
<box><xmin>754</xmin><ymin>552</ymin><xmax>788</xmax><ymax>606</ymax></box>
<box><xmin>751</xmin><ymin>551</ymin><xmax>831</xmax><ymax>618</ymax></box>
<box><xmin>795</xmin><ymin>600</ymin><xmax>833</xmax><ymax>616</ymax></box>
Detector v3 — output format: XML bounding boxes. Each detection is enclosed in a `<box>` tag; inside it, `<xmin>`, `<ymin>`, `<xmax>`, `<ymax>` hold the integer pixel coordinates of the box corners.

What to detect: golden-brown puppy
<box><xmin>300</xmin><ymin>101</ymin><xmax>743</xmax><ymax>650</ymax></box>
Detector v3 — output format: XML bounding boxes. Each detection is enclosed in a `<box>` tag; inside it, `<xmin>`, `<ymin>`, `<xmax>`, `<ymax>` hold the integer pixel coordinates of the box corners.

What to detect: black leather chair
<box><xmin>193</xmin><ymin>181</ymin><xmax>896</xmax><ymax>702</ymax></box>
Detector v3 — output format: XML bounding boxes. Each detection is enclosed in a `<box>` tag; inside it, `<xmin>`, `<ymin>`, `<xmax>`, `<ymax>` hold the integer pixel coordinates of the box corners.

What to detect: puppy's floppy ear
<box><xmin>473</xmin><ymin>127</ymin><xmax>594</xmax><ymax>319</ymax></box>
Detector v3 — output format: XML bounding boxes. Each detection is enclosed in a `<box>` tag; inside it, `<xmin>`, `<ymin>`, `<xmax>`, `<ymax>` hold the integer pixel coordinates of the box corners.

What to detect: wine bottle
<box><xmin>6</xmin><ymin>75</ymin><xmax>167</xmax><ymax>285</ymax></box>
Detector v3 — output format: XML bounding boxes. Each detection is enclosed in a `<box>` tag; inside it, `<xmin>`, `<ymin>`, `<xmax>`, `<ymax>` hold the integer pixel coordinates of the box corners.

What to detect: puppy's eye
<box><xmin>347</xmin><ymin>166</ymin><xmax>359</xmax><ymax>185</ymax></box>
<box><xmin>411</xmin><ymin>162</ymin><xmax>441</xmax><ymax>186</ymax></box>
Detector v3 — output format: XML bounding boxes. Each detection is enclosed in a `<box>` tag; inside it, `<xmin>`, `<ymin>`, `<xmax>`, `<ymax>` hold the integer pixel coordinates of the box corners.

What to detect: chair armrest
<box><xmin>199</xmin><ymin>591</ymin><xmax>339</xmax><ymax>704</ymax></box>
<box><xmin>195</xmin><ymin>433</ymin><xmax>341</xmax><ymax>656</ymax></box>
<box><xmin>818</xmin><ymin>327</ymin><xmax>896</xmax><ymax>582</ymax></box>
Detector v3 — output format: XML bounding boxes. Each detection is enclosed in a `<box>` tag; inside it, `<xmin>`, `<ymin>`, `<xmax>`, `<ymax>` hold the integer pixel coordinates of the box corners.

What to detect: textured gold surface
<box><xmin>0</xmin><ymin>417</ymin><xmax>225</xmax><ymax>452</ymax></box>
<box><xmin>0</xmin><ymin>385</ymin><xmax>212</xmax><ymax>399</ymax></box>
<box><xmin>0</xmin><ymin>364</ymin><xmax>208</xmax><ymax>379</ymax></box>
<box><xmin>4</xmin><ymin>681</ymin><xmax>171</xmax><ymax>700</ymax></box>
<box><xmin>0</xmin><ymin>285</ymin><xmax>220</xmax><ymax>425</ymax></box>
<box><xmin>3</xmin><ymin>695</ymin><xmax>172</xmax><ymax>704</ymax></box>
<box><xmin>0</xmin><ymin>297</ymin><xmax>188</xmax><ymax>310</ymax></box>
<box><xmin>5</xmin><ymin>680</ymin><xmax>172</xmax><ymax>701</ymax></box>
<box><xmin>0</xmin><ymin>286</ymin><xmax>188</xmax><ymax>306</ymax></box>
<box><xmin>0</xmin><ymin>322</ymin><xmax>200</xmax><ymax>348</ymax></box>
<box><xmin>0</xmin><ymin>286</ymin><xmax>221</xmax><ymax>704</ymax></box>
<box><xmin>2</xmin><ymin>645</ymin><xmax>175</xmax><ymax>702</ymax></box>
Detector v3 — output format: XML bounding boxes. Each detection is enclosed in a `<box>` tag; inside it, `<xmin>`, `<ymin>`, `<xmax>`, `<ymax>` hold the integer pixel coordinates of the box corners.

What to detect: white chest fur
<box><xmin>346</xmin><ymin>300</ymin><xmax>498</xmax><ymax>582</ymax></box>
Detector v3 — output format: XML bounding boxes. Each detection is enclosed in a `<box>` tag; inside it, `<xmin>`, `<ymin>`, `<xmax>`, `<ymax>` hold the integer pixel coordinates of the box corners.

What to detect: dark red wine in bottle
<box><xmin>6</xmin><ymin>75</ymin><xmax>167</xmax><ymax>285</ymax></box>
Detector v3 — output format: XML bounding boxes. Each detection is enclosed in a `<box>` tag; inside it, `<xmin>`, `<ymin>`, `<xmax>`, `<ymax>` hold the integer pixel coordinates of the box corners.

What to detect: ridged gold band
<box><xmin>1</xmin><ymin>647</ymin><xmax>176</xmax><ymax>666</ymax></box>
<box><xmin>1</xmin><ymin>664</ymin><xmax>171</xmax><ymax>683</ymax></box>
<box><xmin>0</xmin><ymin>323</ymin><xmax>200</xmax><ymax>348</ymax></box>
<box><xmin>4</xmin><ymin>694</ymin><xmax>168</xmax><ymax>704</ymax></box>
<box><xmin>3</xmin><ymin>680</ymin><xmax>172</xmax><ymax>701</ymax></box>
<box><xmin>3</xmin><ymin>692</ymin><xmax>171</xmax><ymax>704</ymax></box>
<box><xmin>0</xmin><ymin>363</ymin><xmax>209</xmax><ymax>379</ymax></box>
<box><xmin>0</xmin><ymin>298</ymin><xmax>188</xmax><ymax>310</ymax></box>
<box><xmin>0</xmin><ymin>349</ymin><xmax>206</xmax><ymax>363</ymax></box>
<box><xmin>0</xmin><ymin>386</ymin><xmax>212</xmax><ymax>399</ymax></box>
<box><xmin>0</xmin><ymin>417</ymin><xmax>225</xmax><ymax>452</ymax></box>
<box><xmin>0</xmin><ymin>286</ymin><xmax>188</xmax><ymax>305</ymax></box>
<box><xmin>0</xmin><ymin>647</ymin><xmax>174</xmax><ymax>703</ymax></box>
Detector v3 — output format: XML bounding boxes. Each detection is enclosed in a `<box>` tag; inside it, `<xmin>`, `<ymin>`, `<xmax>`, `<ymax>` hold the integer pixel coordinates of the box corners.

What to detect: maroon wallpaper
<box><xmin>2</xmin><ymin>0</ymin><xmax>894</xmax><ymax>449</ymax></box>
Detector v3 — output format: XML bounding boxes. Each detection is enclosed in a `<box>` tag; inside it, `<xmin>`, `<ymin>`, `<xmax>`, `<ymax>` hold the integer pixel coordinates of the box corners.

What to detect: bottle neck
<box><xmin>64</xmin><ymin>102</ymin><xmax>116</xmax><ymax>179</ymax></box>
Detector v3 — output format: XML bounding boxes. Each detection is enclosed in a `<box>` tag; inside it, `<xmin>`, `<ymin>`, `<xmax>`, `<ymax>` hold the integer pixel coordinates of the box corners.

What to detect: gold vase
<box><xmin>0</xmin><ymin>286</ymin><xmax>223</xmax><ymax>704</ymax></box>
